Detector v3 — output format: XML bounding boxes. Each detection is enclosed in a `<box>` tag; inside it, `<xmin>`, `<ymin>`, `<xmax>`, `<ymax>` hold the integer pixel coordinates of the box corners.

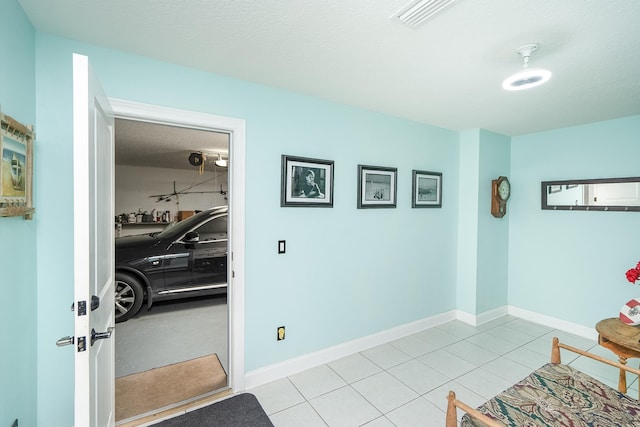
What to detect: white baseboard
<box><xmin>456</xmin><ymin>306</ymin><xmax>508</xmax><ymax>326</ymax></box>
<box><xmin>244</xmin><ymin>305</ymin><xmax>598</xmax><ymax>391</ymax></box>
<box><xmin>507</xmin><ymin>305</ymin><xmax>599</xmax><ymax>341</ymax></box>
<box><xmin>244</xmin><ymin>310</ymin><xmax>457</xmax><ymax>390</ymax></box>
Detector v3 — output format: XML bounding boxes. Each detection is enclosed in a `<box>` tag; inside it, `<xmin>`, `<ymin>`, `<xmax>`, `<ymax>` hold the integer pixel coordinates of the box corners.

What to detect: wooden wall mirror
<box><xmin>541</xmin><ymin>177</ymin><xmax>640</xmax><ymax>211</ymax></box>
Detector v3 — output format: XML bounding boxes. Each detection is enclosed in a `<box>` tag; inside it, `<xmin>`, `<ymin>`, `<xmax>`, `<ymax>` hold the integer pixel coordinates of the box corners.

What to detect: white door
<box><xmin>73</xmin><ymin>53</ymin><xmax>116</xmax><ymax>427</ymax></box>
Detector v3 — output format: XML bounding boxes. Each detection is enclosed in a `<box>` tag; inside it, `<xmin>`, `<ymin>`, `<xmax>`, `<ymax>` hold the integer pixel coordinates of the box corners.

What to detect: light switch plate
<box><xmin>278</xmin><ymin>240</ymin><xmax>286</xmax><ymax>254</ymax></box>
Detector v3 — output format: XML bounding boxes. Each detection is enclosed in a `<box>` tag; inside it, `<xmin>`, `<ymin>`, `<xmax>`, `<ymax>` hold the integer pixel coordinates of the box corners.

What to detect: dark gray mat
<box><xmin>154</xmin><ymin>393</ymin><xmax>273</xmax><ymax>427</ymax></box>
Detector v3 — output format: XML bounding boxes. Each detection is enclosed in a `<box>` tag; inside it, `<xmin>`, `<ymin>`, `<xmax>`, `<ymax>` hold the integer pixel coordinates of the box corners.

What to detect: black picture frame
<box><xmin>357</xmin><ymin>164</ymin><xmax>397</xmax><ymax>209</ymax></box>
<box><xmin>411</xmin><ymin>170</ymin><xmax>442</xmax><ymax>208</ymax></box>
<box><xmin>281</xmin><ymin>155</ymin><xmax>334</xmax><ymax>207</ymax></box>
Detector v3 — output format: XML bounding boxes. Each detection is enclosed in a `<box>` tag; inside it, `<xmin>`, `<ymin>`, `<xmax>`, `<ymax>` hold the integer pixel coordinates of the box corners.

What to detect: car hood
<box><xmin>115</xmin><ymin>233</ymin><xmax>160</xmax><ymax>249</ymax></box>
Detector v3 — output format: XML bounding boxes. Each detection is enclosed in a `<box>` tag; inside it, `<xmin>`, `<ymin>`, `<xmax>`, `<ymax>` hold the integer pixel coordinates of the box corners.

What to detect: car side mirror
<box><xmin>184</xmin><ymin>231</ymin><xmax>199</xmax><ymax>243</ymax></box>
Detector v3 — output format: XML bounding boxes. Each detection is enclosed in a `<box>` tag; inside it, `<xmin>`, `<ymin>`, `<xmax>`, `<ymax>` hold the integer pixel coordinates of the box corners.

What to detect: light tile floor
<box><xmin>249</xmin><ymin>316</ymin><xmax>639</xmax><ymax>427</ymax></box>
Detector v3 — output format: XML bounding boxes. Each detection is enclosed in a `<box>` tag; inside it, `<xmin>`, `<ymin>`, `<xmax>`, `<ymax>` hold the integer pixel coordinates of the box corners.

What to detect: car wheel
<box><xmin>115</xmin><ymin>272</ymin><xmax>144</xmax><ymax>323</ymax></box>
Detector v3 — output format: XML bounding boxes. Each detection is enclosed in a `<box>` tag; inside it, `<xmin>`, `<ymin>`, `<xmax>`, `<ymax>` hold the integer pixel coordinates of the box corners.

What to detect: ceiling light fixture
<box><xmin>214</xmin><ymin>153</ymin><xmax>228</xmax><ymax>168</ymax></box>
<box><xmin>502</xmin><ymin>43</ymin><xmax>552</xmax><ymax>91</ymax></box>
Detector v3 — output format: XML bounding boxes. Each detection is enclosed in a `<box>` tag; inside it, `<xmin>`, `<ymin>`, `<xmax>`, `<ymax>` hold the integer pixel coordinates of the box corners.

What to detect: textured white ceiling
<box><xmin>114</xmin><ymin>119</ymin><xmax>229</xmax><ymax>171</ymax></box>
<box><xmin>18</xmin><ymin>0</ymin><xmax>640</xmax><ymax>139</ymax></box>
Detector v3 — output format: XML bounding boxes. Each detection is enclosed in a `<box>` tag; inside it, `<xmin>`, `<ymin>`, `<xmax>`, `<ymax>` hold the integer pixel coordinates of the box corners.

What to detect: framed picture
<box><xmin>357</xmin><ymin>165</ymin><xmax>397</xmax><ymax>208</ymax></box>
<box><xmin>0</xmin><ymin>113</ymin><xmax>34</xmax><ymax>219</ymax></box>
<box><xmin>412</xmin><ymin>170</ymin><xmax>442</xmax><ymax>208</ymax></box>
<box><xmin>281</xmin><ymin>155</ymin><xmax>334</xmax><ymax>207</ymax></box>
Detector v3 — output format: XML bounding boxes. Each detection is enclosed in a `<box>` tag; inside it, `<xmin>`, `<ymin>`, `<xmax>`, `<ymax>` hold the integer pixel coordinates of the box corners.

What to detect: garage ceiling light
<box><xmin>214</xmin><ymin>153</ymin><xmax>228</xmax><ymax>168</ymax></box>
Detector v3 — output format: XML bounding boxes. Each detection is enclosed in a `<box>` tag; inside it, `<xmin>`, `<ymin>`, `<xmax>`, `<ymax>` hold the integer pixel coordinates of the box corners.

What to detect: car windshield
<box><xmin>155</xmin><ymin>209</ymin><xmax>223</xmax><ymax>239</ymax></box>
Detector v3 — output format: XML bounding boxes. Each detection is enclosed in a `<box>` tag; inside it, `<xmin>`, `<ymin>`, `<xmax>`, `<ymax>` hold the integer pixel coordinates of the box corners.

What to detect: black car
<box><xmin>115</xmin><ymin>206</ymin><xmax>228</xmax><ymax>322</ymax></box>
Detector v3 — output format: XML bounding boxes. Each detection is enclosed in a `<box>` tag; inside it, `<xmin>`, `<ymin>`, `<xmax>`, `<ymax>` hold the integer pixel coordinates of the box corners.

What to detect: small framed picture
<box><xmin>412</xmin><ymin>170</ymin><xmax>442</xmax><ymax>208</ymax></box>
<box><xmin>0</xmin><ymin>113</ymin><xmax>35</xmax><ymax>219</ymax></box>
<box><xmin>357</xmin><ymin>165</ymin><xmax>397</xmax><ymax>208</ymax></box>
<box><xmin>281</xmin><ymin>155</ymin><xmax>334</xmax><ymax>207</ymax></box>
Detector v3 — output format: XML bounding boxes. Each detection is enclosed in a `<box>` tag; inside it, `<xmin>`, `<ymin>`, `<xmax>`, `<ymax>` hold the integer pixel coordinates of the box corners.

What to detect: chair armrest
<box><xmin>446</xmin><ymin>391</ymin><xmax>505</xmax><ymax>427</ymax></box>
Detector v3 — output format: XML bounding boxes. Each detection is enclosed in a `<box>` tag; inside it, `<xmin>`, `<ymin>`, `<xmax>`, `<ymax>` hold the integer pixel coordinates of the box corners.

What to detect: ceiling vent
<box><xmin>390</xmin><ymin>0</ymin><xmax>456</xmax><ymax>29</ymax></box>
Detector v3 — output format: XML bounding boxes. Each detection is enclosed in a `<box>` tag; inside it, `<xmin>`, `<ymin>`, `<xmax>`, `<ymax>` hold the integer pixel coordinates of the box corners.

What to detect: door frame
<box><xmin>109</xmin><ymin>98</ymin><xmax>246</xmax><ymax>392</ymax></box>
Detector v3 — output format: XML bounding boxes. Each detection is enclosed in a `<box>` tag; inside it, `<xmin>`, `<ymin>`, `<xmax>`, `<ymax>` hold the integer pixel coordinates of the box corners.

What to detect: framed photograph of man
<box><xmin>281</xmin><ymin>155</ymin><xmax>334</xmax><ymax>207</ymax></box>
<box><xmin>357</xmin><ymin>165</ymin><xmax>397</xmax><ymax>208</ymax></box>
<box><xmin>411</xmin><ymin>170</ymin><xmax>442</xmax><ymax>208</ymax></box>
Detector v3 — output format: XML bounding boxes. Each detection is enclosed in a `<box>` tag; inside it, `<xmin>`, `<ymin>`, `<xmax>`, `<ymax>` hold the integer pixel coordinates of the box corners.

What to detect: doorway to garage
<box><xmin>109</xmin><ymin>99</ymin><xmax>246</xmax><ymax>423</ymax></box>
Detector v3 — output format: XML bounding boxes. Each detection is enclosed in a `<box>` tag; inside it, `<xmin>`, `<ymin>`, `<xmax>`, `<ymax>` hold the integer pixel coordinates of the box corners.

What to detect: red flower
<box><xmin>626</xmin><ymin>261</ymin><xmax>640</xmax><ymax>284</ymax></box>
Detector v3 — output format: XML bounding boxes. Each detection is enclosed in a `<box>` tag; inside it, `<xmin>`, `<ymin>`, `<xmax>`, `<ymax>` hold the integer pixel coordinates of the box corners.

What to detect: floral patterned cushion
<box><xmin>461</xmin><ymin>363</ymin><xmax>640</xmax><ymax>426</ymax></box>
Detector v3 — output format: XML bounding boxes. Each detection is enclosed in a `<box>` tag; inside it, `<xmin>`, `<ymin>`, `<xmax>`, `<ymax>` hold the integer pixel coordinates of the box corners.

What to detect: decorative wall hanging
<box><xmin>357</xmin><ymin>165</ymin><xmax>397</xmax><ymax>209</ymax></box>
<box><xmin>281</xmin><ymin>155</ymin><xmax>334</xmax><ymax>207</ymax></box>
<box><xmin>0</xmin><ymin>112</ymin><xmax>35</xmax><ymax>219</ymax></box>
<box><xmin>412</xmin><ymin>170</ymin><xmax>442</xmax><ymax>208</ymax></box>
<box><xmin>542</xmin><ymin>177</ymin><xmax>640</xmax><ymax>211</ymax></box>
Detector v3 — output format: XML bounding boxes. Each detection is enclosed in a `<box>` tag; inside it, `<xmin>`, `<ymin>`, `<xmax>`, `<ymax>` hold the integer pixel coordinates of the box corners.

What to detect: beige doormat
<box><xmin>116</xmin><ymin>354</ymin><xmax>227</xmax><ymax>421</ymax></box>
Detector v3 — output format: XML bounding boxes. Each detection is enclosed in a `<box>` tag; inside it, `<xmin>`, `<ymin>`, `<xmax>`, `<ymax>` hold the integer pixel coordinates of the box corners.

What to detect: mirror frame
<box><xmin>541</xmin><ymin>177</ymin><xmax>640</xmax><ymax>211</ymax></box>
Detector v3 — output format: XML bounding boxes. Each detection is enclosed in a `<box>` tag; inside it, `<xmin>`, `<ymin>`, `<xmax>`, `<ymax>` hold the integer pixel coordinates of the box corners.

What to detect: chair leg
<box><xmin>446</xmin><ymin>391</ymin><xmax>458</xmax><ymax>427</ymax></box>
<box><xmin>551</xmin><ymin>337</ymin><xmax>561</xmax><ymax>364</ymax></box>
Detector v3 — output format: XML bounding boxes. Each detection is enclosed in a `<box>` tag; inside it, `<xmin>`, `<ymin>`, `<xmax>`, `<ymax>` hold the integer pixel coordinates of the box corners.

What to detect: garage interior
<box><xmin>113</xmin><ymin>118</ymin><xmax>230</xmax><ymax>422</ymax></box>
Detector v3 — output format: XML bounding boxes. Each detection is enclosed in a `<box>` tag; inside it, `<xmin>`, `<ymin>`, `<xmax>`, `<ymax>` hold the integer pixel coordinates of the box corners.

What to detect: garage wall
<box><xmin>115</xmin><ymin>164</ymin><xmax>229</xmax><ymax>223</ymax></box>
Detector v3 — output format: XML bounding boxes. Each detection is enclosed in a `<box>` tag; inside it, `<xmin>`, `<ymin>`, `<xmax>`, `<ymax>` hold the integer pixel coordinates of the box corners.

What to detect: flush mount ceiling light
<box><xmin>502</xmin><ymin>43</ymin><xmax>552</xmax><ymax>91</ymax></box>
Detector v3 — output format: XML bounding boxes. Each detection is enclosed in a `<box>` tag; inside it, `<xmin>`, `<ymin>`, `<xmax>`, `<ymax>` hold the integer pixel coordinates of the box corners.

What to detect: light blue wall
<box><xmin>509</xmin><ymin>115</ymin><xmax>640</xmax><ymax>326</ymax></box>
<box><xmin>23</xmin><ymin>10</ymin><xmax>640</xmax><ymax>425</ymax></box>
<box><xmin>0</xmin><ymin>1</ymin><xmax>37</xmax><ymax>427</ymax></box>
<box><xmin>456</xmin><ymin>129</ymin><xmax>510</xmax><ymax>315</ymax></box>
<box><xmin>33</xmin><ymin>33</ymin><xmax>460</xmax><ymax>424</ymax></box>
<box><xmin>456</xmin><ymin>130</ymin><xmax>480</xmax><ymax>313</ymax></box>
<box><xmin>477</xmin><ymin>130</ymin><xmax>510</xmax><ymax>313</ymax></box>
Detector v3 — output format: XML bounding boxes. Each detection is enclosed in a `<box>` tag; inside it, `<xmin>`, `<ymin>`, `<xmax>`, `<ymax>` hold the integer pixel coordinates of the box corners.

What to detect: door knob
<box><xmin>56</xmin><ymin>336</ymin><xmax>74</xmax><ymax>347</ymax></box>
<box><xmin>91</xmin><ymin>327</ymin><xmax>114</xmax><ymax>346</ymax></box>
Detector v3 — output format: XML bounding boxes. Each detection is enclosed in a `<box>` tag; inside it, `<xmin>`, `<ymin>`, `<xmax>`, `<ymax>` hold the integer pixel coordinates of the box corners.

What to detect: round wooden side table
<box><xmin>595</xmin><ymin>317</ymin><xmax>640</xmax><ymax>397</ymax></box>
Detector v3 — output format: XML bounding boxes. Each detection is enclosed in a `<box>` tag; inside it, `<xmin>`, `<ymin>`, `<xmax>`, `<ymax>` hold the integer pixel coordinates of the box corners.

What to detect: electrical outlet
<box><xmin>277</xmin><ymin>326</ymin><xmax>285</xmax><ymax>341</ymax></box>
<box><xmin>12</xmin><ymin>419</ymin><xmax>18</xmax><ymax>427</ymax></box>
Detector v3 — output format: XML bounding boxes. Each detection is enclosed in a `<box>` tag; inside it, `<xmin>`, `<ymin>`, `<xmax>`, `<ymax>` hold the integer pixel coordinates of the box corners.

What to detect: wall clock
<box><xmin>491</xmin><ymin>176</ymin><xmax>510</xmax><ymax>218</ymax></box>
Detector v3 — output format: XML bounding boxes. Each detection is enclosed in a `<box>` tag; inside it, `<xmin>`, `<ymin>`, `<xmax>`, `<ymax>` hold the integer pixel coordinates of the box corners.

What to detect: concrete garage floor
<box><xmin>115</xmin><ymin>294</ymin><xmax>228</xmax><ymax>378</ymax></box>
